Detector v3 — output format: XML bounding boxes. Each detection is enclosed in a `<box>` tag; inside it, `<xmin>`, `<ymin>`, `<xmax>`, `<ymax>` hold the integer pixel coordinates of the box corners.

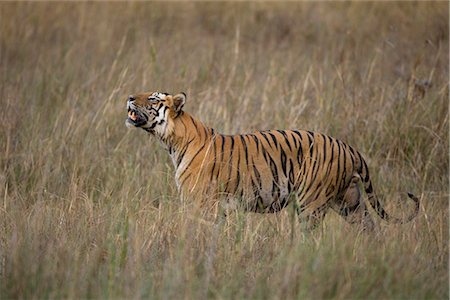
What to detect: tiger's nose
<box><xmin>128</xmin><ymin>95</ymin><xmax>136</xmax><ymax>102</ymax></box>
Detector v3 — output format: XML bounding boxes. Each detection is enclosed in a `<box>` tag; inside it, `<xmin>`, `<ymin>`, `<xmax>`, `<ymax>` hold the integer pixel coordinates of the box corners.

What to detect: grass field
<box><xmin>0</xmin><ymin>2</ymin><xmax>448</xmax><ymax>299</ymax></box>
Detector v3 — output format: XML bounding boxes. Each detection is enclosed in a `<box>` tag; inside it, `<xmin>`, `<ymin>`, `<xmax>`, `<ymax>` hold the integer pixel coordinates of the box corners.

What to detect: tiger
<box><xmin>125</xmin><ymin>91</ymin><xmax>420</xmax><ymax>229</ymax></box>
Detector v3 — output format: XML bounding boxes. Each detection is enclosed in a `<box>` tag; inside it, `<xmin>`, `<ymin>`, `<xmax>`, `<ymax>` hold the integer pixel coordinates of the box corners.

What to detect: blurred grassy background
<box><xmin>0</xmin><ymin>2</ymin><xmax>448</xmax><ymax>299</ymax></box>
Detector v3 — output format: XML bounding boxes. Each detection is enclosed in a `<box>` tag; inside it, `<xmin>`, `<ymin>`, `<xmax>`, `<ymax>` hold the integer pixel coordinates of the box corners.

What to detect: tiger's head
<box><xmin>125</xmin><ymin>91</ymin><xmax>186</xmax><ymax>137</ymax></box>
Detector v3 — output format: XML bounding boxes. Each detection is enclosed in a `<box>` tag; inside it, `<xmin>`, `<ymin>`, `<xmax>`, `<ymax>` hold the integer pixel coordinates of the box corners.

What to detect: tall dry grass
<box><xmin>0</xmin><ymin>2</ymin><xmax>448</xmax><ymax>299</ymax></box>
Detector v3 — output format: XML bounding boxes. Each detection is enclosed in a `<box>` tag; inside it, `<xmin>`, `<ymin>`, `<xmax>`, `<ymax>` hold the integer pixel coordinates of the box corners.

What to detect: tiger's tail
<box><xmin>359</xmin><ymin>156</ymin><xmax>420</xmax><ymax>224</ymax></box>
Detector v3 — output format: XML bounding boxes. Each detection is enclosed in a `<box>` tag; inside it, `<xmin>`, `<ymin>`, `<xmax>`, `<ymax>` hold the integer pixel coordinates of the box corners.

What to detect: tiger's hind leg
<box><xmin>295</xmin><ymin>193</ymin><xmax>330</xmax><ymax>231</ymax></box>
<box><xmin>331</xmin><ymin>176</ymin><xmax>375</xmax><ymax>231</ymax></box>
<box><xmin>301</xmin><ymin>206</ymin><xmax>329</xmax><ymax>231</ymax></box>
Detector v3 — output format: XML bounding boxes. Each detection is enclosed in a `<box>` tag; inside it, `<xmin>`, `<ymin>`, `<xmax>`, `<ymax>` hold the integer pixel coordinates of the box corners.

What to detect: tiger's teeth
<box><xmin>129</xmin><ymin>111</ymin><xmax>138</xmax><ymax>121</ymax></box>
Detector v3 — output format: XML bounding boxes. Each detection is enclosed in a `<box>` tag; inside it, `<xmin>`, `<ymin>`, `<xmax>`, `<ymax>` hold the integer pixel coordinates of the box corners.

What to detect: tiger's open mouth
<box><xmin>126</xmin><ymin>109</ymin><xmax>147</xmax><ymax>127</ymax></box>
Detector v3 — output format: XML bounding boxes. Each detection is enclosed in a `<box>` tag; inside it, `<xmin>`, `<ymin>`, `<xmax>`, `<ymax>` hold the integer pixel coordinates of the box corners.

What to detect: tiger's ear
<box><xmin>173</xmin><ymin>92</ymin><xmax>186</xmax><ymax>113</ymax></box>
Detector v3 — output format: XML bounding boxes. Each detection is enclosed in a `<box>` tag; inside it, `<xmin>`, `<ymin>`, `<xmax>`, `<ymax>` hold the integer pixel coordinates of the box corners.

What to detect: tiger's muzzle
<box><xmin>126</xmin><ymin>107</ymin><xmax>147</xmax><ymax>127</ymax></box>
